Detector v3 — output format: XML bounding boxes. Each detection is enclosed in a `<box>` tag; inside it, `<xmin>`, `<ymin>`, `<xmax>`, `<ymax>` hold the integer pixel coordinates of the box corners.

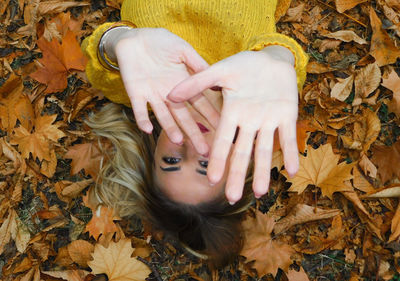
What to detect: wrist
<box><xmin>259</xmin><ymin>45</ymin><xmax>295</xmax><ymax>66</ymax></box>
<box><xmin>104</xmin><ymin>27</ymin><xmax>138</xmax><ymax>62</ymax></box>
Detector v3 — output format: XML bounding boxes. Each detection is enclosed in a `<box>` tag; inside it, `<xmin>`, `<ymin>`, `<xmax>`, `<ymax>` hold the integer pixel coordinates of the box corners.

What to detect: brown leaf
<box><xmin>0</xmin><ymin>210</ymin><xmax>16</xmax><ymax>256</ymax></box>
<box><xmin>88</xmin><ymin>238</ymin><xmax>151</xmax><ymax>281</ymax></box>
<box><xmin>287</xmin><ymin>266</ymin><xmax>310</xmax><ymax>281</ymax></box>
<box><xmin>30</xmin><ymin>30</ymin><xmax>87</xmax><ymax>93</ymax></box>
<box><xmin>274</xmin><ymin>204</ymin><xmax>341</xmax><ymax>234</ymax></box>
<box><xmin>65</xmin><ymin>141</ymin><xmax>110</xmax><ymax>179</ymax></box>
<box><xmin>241</xmin><ymin>211</ymin><xmax>294</xmax><ymax>276</ymax></box>
<box><xmin>38</xmin><ymin>1</ymin><xmax>89</xmax><ymax>15</ymax></box>
<box><xmin>358</xmin><ymin>153</ymin><xmax>377</xmax><ymax>179</ymax></box>
<box><xmin>68</xmin><ymin>240</ymin><xmax>94</xmax><ymax>267</ymax></box>
<box><xmin>389</xmin><ymin>202</ymin><xmax>400</xmax><ymax>242</ymax></box>
<box><xmin>382</xmin><ymin>68</ymin><xmax>400</xmax><ymax>116</ymax></box>
<box><xmin>331</xmin><ymin>75</ymin><xmax>354</xmax><ymax>102</ymax></box>
<box><xmin>42</xmin><ymin>270</ymin><xmax>90</xmax><ymax>281</ymax></box>
<box><xmin>364</xmin><ymin>184</ymin><xmax>400</xmax><ymax>198</ymax></box>
<box><xmin>324</xmin><ymin>30</ymin><xmax>367</xmax><ymax>44</ymax></box>
<box><xmin>371</xmin><ymin>141</ymin><xmax>400</xmax><ymax>183</ymax></box>
<box><xmin>335</xmin><ymin>0</ymin><xmax>368</xmax><ymax>13</ymax></box>
<box><xmin>282</xmin><ymin>144</ymin><xmax>354</xmax><ymax>198</ymax></box>
<box><xmin>354</xmin><ymin>63</ymin><xmax>381</xmax><ymax>99</ymax></box>
<box><xmin>369</xmin><ymin>8</ymin><xmax>400</xmax><ymax>66</ymax></box>
<box><xmin>85</xmin><ymin>205</ymin><xmax>119</xmax><ymax>240</ymax></box>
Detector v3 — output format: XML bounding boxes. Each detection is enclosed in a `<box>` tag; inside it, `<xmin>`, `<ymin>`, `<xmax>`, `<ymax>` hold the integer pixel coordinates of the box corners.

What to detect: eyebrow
<box><xmin>159</xmin><ymin>166</ymin><xmax>207</xmax><ymax>176</ymax></box>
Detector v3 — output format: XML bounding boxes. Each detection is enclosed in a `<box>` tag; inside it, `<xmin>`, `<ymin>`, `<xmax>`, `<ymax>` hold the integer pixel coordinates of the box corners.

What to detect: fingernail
<box><xmin>209</xmin><ymin>182</ymin><xmax>216</xmax><ymax>186</ymax></box>
<box><xmin>255</xmin><ymin>194</ymin><xmax>261</xmax><ymax>199</ymax></box>
<box><xmin>202</xmin><ymin>152</ymin><xmax>209</xmax><ymax>158</ymax></box>
<box><xmin>229</xmin><ymin>201</ymin><xmax>236</xmax><ymax>205</ymax></box>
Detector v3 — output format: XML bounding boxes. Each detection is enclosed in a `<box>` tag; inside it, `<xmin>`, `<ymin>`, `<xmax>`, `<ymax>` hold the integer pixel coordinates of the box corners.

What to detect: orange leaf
<box><xmin>85</xmin><ymin>205</ymin><xmax>119</xmax><ymax>240</ymax></box>
<box><xmin>273</xmin><ymin>120</ymin><xmax>315</xmax><ymax>153</ymax></box>
<box><xmin>30</xmin><ymin>30</ymin><xmax>87</xmax><ymax>93</ymax></box>
<box><xmin>282</xmin><ymin>144</ymin><xmax>354</xmax><ymax>198</ymax></box>
<box><xmin>67</xmin><ymin>240</ymin><xmax>94</xmax><ymax>267</ymax></box>
<box><xmin>334</xmin><ymin>0</ymin><xmax>368</xmax><ymax>13</ymax></box>
<box><xmin>369</xmin><ymin>8</ymin><xmax>400</xmax><ymax>66</ymax></box>
<box><xmin>88</xmin><ymin>238</ymin><xmax>151</xmax><ymax>280</ymax></box>
<box><xmin>240</xmin><ymin>211</ymin><xmax>294</xmax><ymax>276</ymax></box>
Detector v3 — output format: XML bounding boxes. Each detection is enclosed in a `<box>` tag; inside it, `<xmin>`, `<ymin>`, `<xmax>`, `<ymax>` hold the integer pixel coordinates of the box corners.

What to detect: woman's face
<box><xmin>154</xmin><ymin>105</ymin><xmax>228</xmax><ymax>205</ymax></box>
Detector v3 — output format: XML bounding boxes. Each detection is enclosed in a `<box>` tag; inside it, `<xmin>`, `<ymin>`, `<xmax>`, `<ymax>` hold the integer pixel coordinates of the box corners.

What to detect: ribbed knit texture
<box><xmin>82</xmin><ymin>0</ymin><xmax>309</xmax><ymax>107</ymax></box>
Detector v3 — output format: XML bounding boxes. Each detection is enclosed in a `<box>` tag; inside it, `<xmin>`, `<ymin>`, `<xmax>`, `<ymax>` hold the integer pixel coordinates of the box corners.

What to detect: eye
<box><xmin>199</xmin><ymin>160</ymin><xmax>208</xmax><ymax>168</ymax></box>
<box><xmin>162</xmin><ymin>157</ymin><xmax>181</xmax><ymax>165</ymax></box>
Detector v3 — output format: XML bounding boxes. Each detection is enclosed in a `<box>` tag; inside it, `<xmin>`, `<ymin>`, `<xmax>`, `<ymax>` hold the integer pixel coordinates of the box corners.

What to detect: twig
<box><xmin>136</xmin><ymin>257</ymin><xmax>164</xmax><ymax>281</ymax></box>
<box><xmin>315</xmin><ymin>0</ymin><xmax>368</xmax><ymax>28</ymax></box>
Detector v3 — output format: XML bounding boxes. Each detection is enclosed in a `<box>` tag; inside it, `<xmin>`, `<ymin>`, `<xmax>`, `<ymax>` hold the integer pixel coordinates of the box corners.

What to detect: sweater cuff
<box><xmin>81</xmin><ymin>22</ymin><xmax>132</xmax><ymax>107</ymax></box>
<box><xmin>245</xmin><ymin>33</ymin><xmax>309</xmax><ymax>93</ymax></box>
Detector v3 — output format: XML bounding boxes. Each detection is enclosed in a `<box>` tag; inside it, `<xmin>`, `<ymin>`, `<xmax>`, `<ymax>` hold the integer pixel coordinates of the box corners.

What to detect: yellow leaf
<box><xmin>240</xmin><ymin>211</ymin><xmax>294</xmax><ymax>276</ymax></box>
<box><xmin>283</xmin><ymin>144</ymin><xmax>354</xmax><ymax>198</ymax></box>
<box><xmin>88</xmin><ymin>239</ymin><xmax>151</xmax><ymax>281</ymax></box>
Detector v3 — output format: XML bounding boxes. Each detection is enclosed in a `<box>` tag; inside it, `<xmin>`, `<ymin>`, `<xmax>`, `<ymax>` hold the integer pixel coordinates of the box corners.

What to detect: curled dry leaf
<box><xmin>331</xmin><ymin>75</ymin><xmax>354</xmax><ymax>102</ymax></box>
<box><xmin>274</xmin><ymin>204</ymin><xmax>341</xmax><ymax>235</ymax></box>
<box><xmin>335</xmin><ymin>0</ymin><xmax>368</xmax><ymax>13</ymax></box>
<box><xmin>324</xmin><ymin>30</ymin><xmax>367</xmax><ymax>44</ymax></box>
<box><xmin>240</xmin><ymin>211</ymin><xmax>294</xmax><ymax>277</ymax></box>
<box><xmin>88</xmin><ymin>238</ymin><xmax>151</xmax><ymax>281</ymax></box>
<box><xmin>38</xmin><ymin>1</ymin><xmax>89</xmax><ymax>16</ymax></box>
<box><xmin>358</xmin><ymin>153</ymin><xmax>377</xmax><ymax>179</ymax></box>
<box><xmin>282</xmin><ymin>143</ymin><xmax>354</xmax><ymax>199</ymax></box>
<box><xmin>363</xmin><ymin>184</ymin><xmax>400</xmax><ymax>198</ymax></box>
<box><xmin>388</xmin><ymin>202</ymin><xmax>400</xmax><ymax>243</ymax></box>
<box><xmin>369</xmin><ymin>7</ymin><xmax>400</xmax><ymax>66</ymax></box>
<box><xmin>371</xmin><ymin>141</ymin><xmax>400</xmax><ymax>183</ymax></box>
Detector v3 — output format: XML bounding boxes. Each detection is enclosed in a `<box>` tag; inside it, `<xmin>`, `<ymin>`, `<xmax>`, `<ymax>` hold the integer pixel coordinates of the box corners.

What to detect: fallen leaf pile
<box><xmin>0</xmin><ymin>0</ymin><xmax>399</xmax><ymax>280</ymax></box>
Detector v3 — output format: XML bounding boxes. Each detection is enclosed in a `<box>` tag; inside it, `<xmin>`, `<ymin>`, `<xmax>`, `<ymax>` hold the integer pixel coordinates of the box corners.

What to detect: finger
<box><xmin>279</xmin><ymin>121</ymin><xmax>299</xmax><ymax>177</ymax></box>
<box><xmin>169</xmin><ymin>103</ymin><xmax>209</xmax><ymax>155</ymax></box>
<box><xmin>168</xmin><ymin>67</ymin><xmax>219</xmax><ymax>102</ymax></box>
<box><xmin>131</xmin><ymin>96</ymin><xmax>153</xmax><ymax>133</ymax></box>
<box><xmin>181</xmin><ymin>44</ymin><xmax>209</xmax><ymax>73</ymax></box>
<box><xmin>207</xmin><ymin>106</ymin><xmax>237</xmax><ymax>185</ymax></box>
<box><xmin>189</xmin><ymin>94</ymin><xmax>220</xmax><ymax>129</ymax></box>
<box><xmin>253</xmin><ymin>127</ymin><xmax>275</xmax><ymax>198</ymax></box>
<box><xmin>149</xmin><ymin>98</ymin><xmax>183</xmax><ymax>144</ymax></box>
<box><xmin>225</xmin><ymin>129</ymin><xmax>257</xmax><ymax>204</ymax></box>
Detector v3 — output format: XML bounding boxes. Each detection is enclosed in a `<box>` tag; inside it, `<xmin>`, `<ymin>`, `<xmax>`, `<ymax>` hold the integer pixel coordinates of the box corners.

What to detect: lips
<box><xmin>197</xmin><ymin>122</ymin><xmax>209</xmax><ymax>133</ymax></box>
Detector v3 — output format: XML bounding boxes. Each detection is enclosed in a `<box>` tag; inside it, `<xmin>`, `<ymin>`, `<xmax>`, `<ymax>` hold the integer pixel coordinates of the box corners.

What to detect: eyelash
<box><xmin>162</xmin><ymin>157</ymin><xmax>181</xmax><ymax>165</ymax></box>
<box><xmin>199</xmin><ymin>160</ymin><xmax>208</xmax><ymax>168</ymax></box>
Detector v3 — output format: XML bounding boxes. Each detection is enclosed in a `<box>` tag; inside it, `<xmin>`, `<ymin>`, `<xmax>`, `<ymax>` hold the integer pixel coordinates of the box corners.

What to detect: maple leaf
<box><xmin>240</xmin><ymin>211</ymin><xmax>294</xmax><ymax>277</ymax></box>
<box><xmin>382</xmin><ymin>68</ymin><xmax>400</xmax><ymax>116</ymax></box>
<box><xmin>371</xmin><ymin>141</ymin><xmax>400</xmax><ymax>183</ymax></box>
<box><xmin>88</xmin><ymin>238</ymin><xmax>151</xmax><ymax>281</ymax></box>
<box><xmin>10</xmin><ymin>114</ymin><xmax>65</xmax><ymax>161</ymax></box>
<box><xmin>65</xmin><ymin>141</ymin><xmax>110</xmax><ymax>179</ymax></box>
<box><xmin>0</xmin><ymin>74</ymin><xmax>34</xmax><ymax>132</ymax></box>
<box><xmin>282</xmin><ymin>143</ymin><xmax>354</xmax><ymax>199</ymax></box>
<box><xmin>85</xmin><ymin>205</ymin><xmax>119</xmax><ymax>240</ymax></box>
<box><xmin>30</xmin><ymin>30</ymin><xmax>87</xmax><ymax>93</ymax></box>
<box><xmin>369</xmin><ymin>8</ymin><xmax>400</xmax><ymax>66</ymax></box>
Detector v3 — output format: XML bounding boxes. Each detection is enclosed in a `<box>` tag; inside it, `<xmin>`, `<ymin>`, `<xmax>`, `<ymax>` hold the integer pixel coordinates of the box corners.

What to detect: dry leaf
<box><xmin>282</xmin><ymin>144</ymin><xmax>354</xmax><ymax>198</ymax></box>
<box><xmin>11</xmin><ymin>114</ymin><xmax>65</xmax><ymax>161</ymax></box>
<box><xmin>240</xmin><ymin>211</ymin><xmax>294</xmax><ymax>276</ymax></box>
<box><xmin>0</xmin><ymin>210</ymin><xmax>16</xmax><ymax>255</ymax></box>
<box><xmin>68</xmin><ymin>240</ymin><xmax>94</xmax><ymax>267</ymax></box>
<box><xmin>274</xmin><ymin>204</ymin><xmax>341</xmax><ymax>234</ymax></box>
<box><xmin>324</xmin><ymin>30</ymin><xmax>367</xmax><ymax>44</ymax></box>
<box><xmin>30</xmin><ymin>30</ymin><xmax>87</xmax><ymax>93</ymax></box>
<box><xmin>85</xmin><ymin>205</ymin><xmax>119</xmax><ymax>240</ymax></box>
<box><xmin>88</xmin><ymin>238</ymin><xmax>151</xmax><ymax>281</ymax></box>
<box><xmin>389</xmin><ymin>202</ymin><xmax>400</xmax><ymax>242</ymax></box>
<box><xmin>382</xmin><ymin>68</ymin><xmax>400</xmax><ymax>116</ymax></box>
<box><xmin>283</xmin><ymin>3</ymin><xmax>305</xmax><ymax>22</ymax></box>
<box><xmin>369</xmin><ymin>8</ymin><xmax>400</xmax><ymax>66</ymax></box>
<box><xmin>42</xmin><ymin>270</ymin><xmax>90</xmax><ymax>281</ymax></box>
<box><xmin>287</xmin><ymin>266</ymin><xmax>310</xmax><ymax>281</ymax></box>
<box><xmin>358</xmin><ymin>153</ymin><xmax>377</xmax><ymax>179</ymax></box>
<box><xmin>65</xmin><ymin>141</ymin><xmax>110</xmax><ymax>179</ymax></box>
<box><xmin>38</xmin><ymin>1</ymin><xmax>89</xmax><ymax>15</ymax></box>
<box><xmin>371</xmin><ymin>141</ymin><xmax>400</xmax><ymax>183</ymax></box>
<box><xmin>335</xmin><ymin>0</ymin><xmax>368</xmax><ymax>13</ymax></box>
<box><xmin>331</xmin><ymin>75</ymin><xmax>354</xmax><ymax>101</ymax></box>
<box><xmin>354</xmin><ymin>63</ymin><xmax>381</xmax><ymax>99</ymax></box>
<box><xmin>364</xmin><ymin>184</ymin><xmax>400</xmax><ymax>198</ymax></box>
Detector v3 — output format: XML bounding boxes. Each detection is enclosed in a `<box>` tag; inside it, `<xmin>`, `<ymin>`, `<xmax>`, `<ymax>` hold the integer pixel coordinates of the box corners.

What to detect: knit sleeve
<box><xmin>245</xmin><ymin>33</ymin><xmax>309</xmax><ymax>93</ymax></box>
<box><xmin>81</xmin><ymin>22</ymin><xmax>132</xmax><ymax>107</ymax></box>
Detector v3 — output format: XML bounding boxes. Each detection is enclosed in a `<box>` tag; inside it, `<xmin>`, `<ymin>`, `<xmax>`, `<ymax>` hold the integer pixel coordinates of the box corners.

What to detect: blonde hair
<box><xmin>86</xmin><ymin>103</ymin><xmax>254</xmax><ymax>267</ymax></box>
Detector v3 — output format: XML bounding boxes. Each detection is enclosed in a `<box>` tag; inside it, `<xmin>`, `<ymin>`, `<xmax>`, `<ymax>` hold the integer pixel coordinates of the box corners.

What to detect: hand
<box><xmin>109</xmin><ymin>28</ymin><xmax>219</xmax><ymax>155</ymax></box>
<box><xmin>168</xmin><ymin>47</ymin><xmax>299</xmax><ymax>203</ymax></box>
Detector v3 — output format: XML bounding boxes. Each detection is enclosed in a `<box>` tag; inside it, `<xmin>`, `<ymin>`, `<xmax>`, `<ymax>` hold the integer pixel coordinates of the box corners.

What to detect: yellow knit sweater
<box><xmin>82</xmin><ymin>0</ymin><xmax>309</xmax><ymax>107</ymax></box>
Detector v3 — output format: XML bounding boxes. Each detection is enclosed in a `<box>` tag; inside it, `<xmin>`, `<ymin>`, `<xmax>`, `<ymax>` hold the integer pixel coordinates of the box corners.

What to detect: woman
<box><xmin>83</xmin><ymin>0</ymin><xmax>308</xmax><ymax>266</ymax></box>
